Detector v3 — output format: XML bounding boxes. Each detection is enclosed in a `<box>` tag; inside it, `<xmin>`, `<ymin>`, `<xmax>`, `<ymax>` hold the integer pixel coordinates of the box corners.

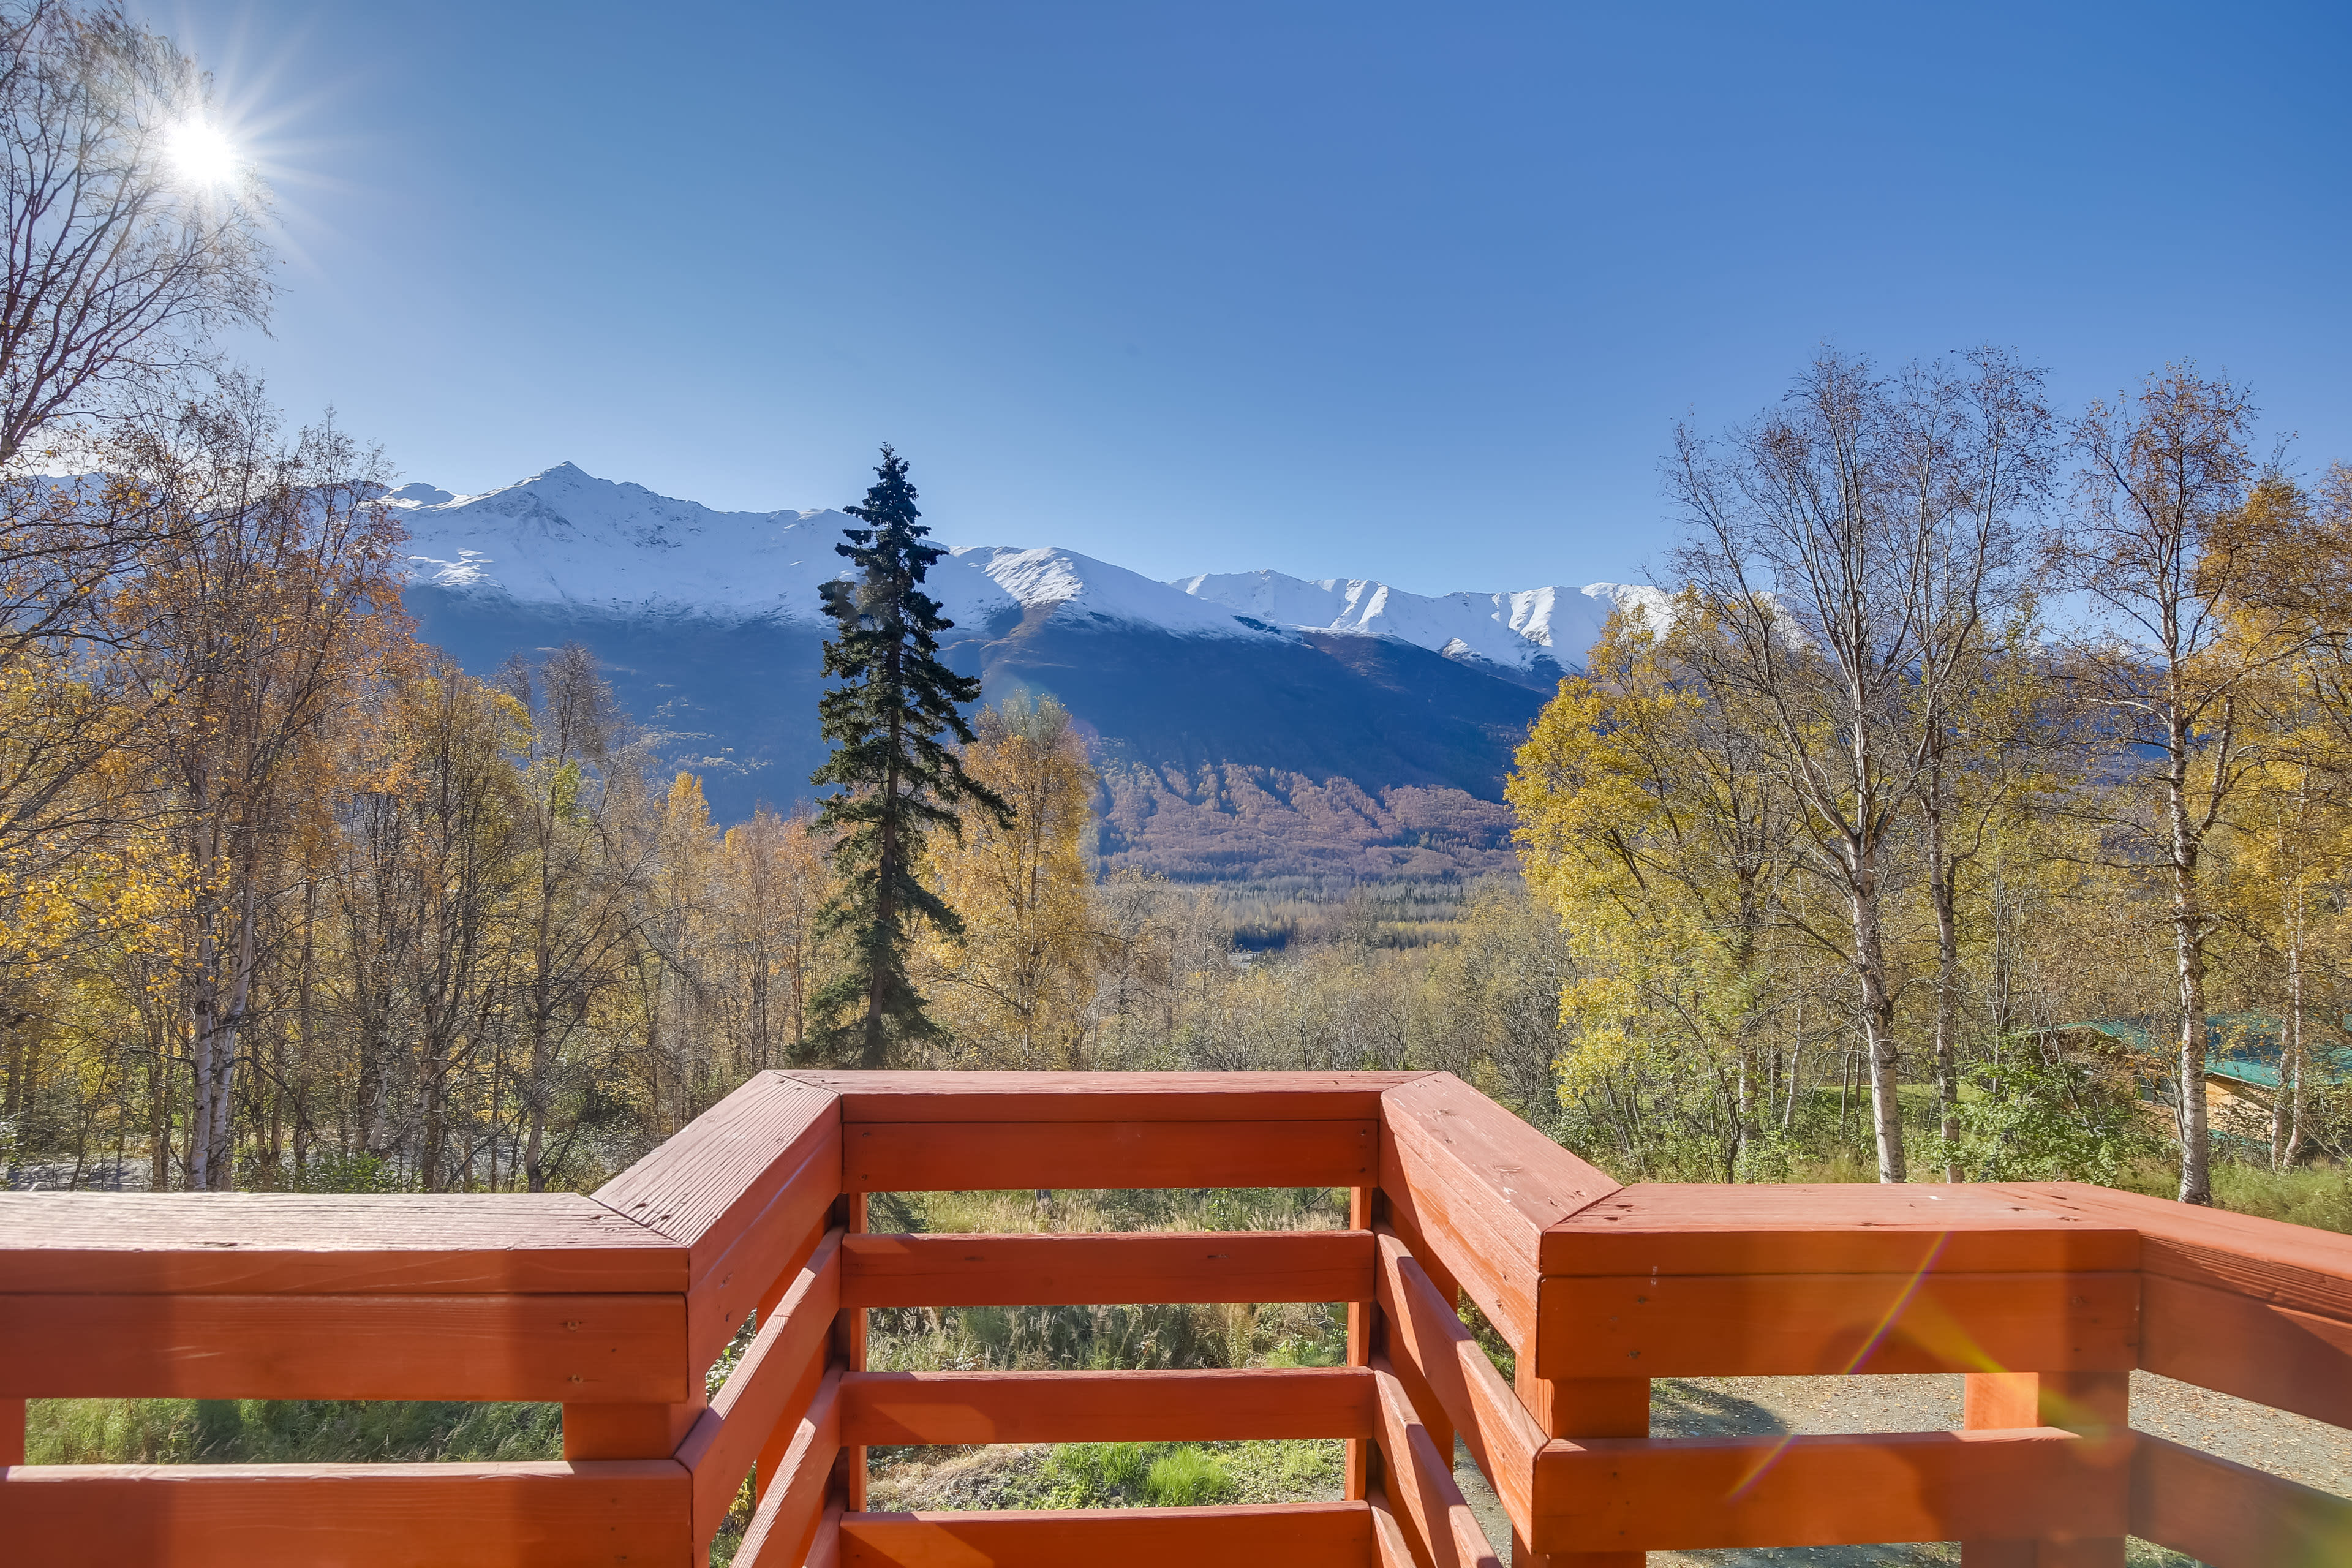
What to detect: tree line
<box><xmin>1512</xmin><ymin>351</ymin><xmax>2352</xmax><ymax>1202</ymax></box>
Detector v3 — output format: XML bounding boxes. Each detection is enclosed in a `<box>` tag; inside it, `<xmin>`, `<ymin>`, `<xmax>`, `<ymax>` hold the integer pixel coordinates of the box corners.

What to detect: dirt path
<box><xmin>1444</xmin><ymin>1371</ymin><xmax>2349</xmax><ymax>1566</ymax></box>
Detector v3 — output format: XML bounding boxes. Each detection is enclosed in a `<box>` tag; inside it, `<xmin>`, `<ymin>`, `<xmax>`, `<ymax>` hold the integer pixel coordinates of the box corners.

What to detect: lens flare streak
<box><xmin>1721</xmin><ymin>1232</ymin><xmax>1974</xmax><ymax>1503</ymax></box>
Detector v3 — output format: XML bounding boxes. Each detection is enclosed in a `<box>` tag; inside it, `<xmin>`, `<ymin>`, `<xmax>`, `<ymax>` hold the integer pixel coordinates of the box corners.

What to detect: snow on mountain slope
<box><xmin>392</xmin><ymin>462</ymin><xmax>1658</xmax><ymax>666</ymax></box>
<box><xmin>946</xmin><ymin>545</ymin><xmax>1277</xmax><ymax>639</ymax></box>
<box><xmin>1172</xmin><ymin>570</ymin><xmax>1670</xmax><ymax>671</ymax></box>
<box><xmin>394</xmin><ymin>462</ymin><xmax>853</xmax><ymax>619</ymax></box>
<box><xmin>394</xmin><ymin>463</ymin><xmax>1273</xmax><ymax>641</ymax></box>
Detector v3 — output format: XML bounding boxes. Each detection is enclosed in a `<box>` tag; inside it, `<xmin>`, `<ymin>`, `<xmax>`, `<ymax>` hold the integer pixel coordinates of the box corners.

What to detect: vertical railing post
<box><xmin>1346</xmin><ymin>1183</ymin><xmax>1374</xmax><ymax>1499</ymax></box>
<box><xmin>562</xmin><ymin>1387</ymin><xmax>706</xmax><ymax>1565</ymax></box>
<box><xmin>1513</xmin><ymin>1367</ymin><xmax>1647</xmax><ymax>1568</ymax></box>
<box><xmin>1959</xmin><ymin>1371</ymin><xmax>2129</xmax><ymax>1568</ymax></box>
<box><xmin>832</xmin><ymin>1188</ymin><xmax>868</xmax><ymax>1512</ymax></box>
<box><xmin>562</xmin><ymin>1396</ymin><xmax>707</xmax><ymax>1463</ymax></box>
<box><xmin>2</xmin><ymin>1396</ymin><xmax>23</xmax><ymax>1466</ymax></box>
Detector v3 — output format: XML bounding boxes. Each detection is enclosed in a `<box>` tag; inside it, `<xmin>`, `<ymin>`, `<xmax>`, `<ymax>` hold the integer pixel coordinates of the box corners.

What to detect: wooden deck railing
<box><xmin>4</xmin><ymin>1068</ymin><xmax>2350</xmax><ymax>1566</ymax></box>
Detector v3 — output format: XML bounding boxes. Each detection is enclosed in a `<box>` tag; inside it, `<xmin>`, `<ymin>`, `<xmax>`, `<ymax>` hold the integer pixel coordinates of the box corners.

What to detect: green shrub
<box><xmin>27</xmin><ymin>1398</ymin><xmax>560</xmax><ymax>1464</ymax></box>
<box><xmin>1046</xmin><ymin>1442</ymin><xmax>1150</xmax><ymax>1504</ymax></box>
<box><xmin>1144</xmin><ymin>1446</ymin><xmax>1236</xmax><ymax>1507</ymax></box>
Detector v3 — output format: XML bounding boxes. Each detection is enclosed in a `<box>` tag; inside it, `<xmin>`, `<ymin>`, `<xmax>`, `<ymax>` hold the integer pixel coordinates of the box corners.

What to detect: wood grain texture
<box><xmin>0</xmin><ymin>1192</ymin><xmax>683</xmax><ymax>1295</ymax></box>
<box><xmin>687</xmin><ymin>1125</ymin><xmax>840</xmax><ymax>1373</ymax></box>
<box><xmin>839</xmin><ymin>1229</ymin><xmax>1374</xmax><ymax>1307</ymax></box>
<box><xmin>835</xmin><ymin>1502</ymin><xmax>1375</xmax><ymax>1566</ymax></box>
<box><xmin>1961</xmin><ymin>1371</ymin><xmax>2127</xmax><ymax>1439</ymax></box>
<box><xmin>782</xmin><ymin>1069</ymin><xmax>1428</xmax><ymax>1123</ymax></box>
<box><xmin>679</xmin><ymin>1229</ymin><xmax>843</xmax><ymax>1543</ymax></box>
<box><xmin>1372</xmin><ymin>1355</ymin><xmax>1506</xmax><ymax>1568</ymax></box>
<box><xmin>1958</xmin><ymin>1373</ymin><xmax>2128</xmax><ymax>1567</ymax></box>
<box><xmin>845</xmin><ymin>1118</ymin><xmax>1376</xmax><ymax>1192</ymax></box>
<box><xmin>1532</xmin><ymin>1271</ymin><xmax>2139</xmax><ymax>1380</ymax></box>
<box><xmin>1346</xmin><ymin>1184</ymin><xmax>1375</xmax><ymax>1504</ymax></box>
<box><xmin>1369</xmin><ymin>1487</ymin><xmax>1419</xmax><ymax>1568</ymax></box>
<box><xmin>1995</xmin><ymin>1182</ymin><xmax>2352</xmax><ymax>1322</ymax></box>
<box><xmin>1375</xmin><ymin>1229</ymin><xmax>1545</xmax><ymax>1535</ymax></box>
<box><xmin>2129</xmin><ymin>1432</ymin><xmax>2352</xmax><ymax>1568</ymax></box>
<box><xmin>0</xmin><ymin>1460</ymin><xmax>688</xmax><ymax>1566</ymax></box>
<box><xmin>797</xmin><ymin>1503</ymin><xmax>845</xmax><ymax>1568</ymax></box>
<box><xmin>1529</xmin><ymin>1428</ymin><xmax>2132</xmax><ymax>1554</ymax></box>
<box><xmin>840</xmin><ymin>1367</ymin><xmax>1374</xmax><ymax>1445</ymax></box>
<box><xmin>1379</xmin><ymin>1074</ymin><xmax>1618</xmax><ymax>1349</ymax></box>
<box><xmin>0</xmin><ymin>1292</ymin><xmax>687</xmax><ymax>1402</ymax></box>
<box><xmin>2136</xmin><ymin>1272</ymin><xmax>2352</xmax><ymax>1428</ymax></box>
<box><xmin>596</xmin><ymin>1073</ymin><xmax>839</xmax><ymax>1275</ymax></box>
<box><xmin>1542</xmin><ymin>1186</ymin><xmax>2141</xmax><ymax>1278</ymax></box>
<box><xmin>733</xmin><ymin>1365</ymin><xmax>842</xmax><ymax>1568</ymax></box>
<box><xmin>562</xmin><ymin>1397</ymin><xmax>704</xmax><ymax>1462</ymax></box>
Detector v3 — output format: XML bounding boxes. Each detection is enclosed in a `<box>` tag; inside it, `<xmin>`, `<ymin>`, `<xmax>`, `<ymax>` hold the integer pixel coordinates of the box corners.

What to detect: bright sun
<box><xmin>166</xmin><ymin>121</ymin><xmax>240</xmax><ymax>187</ymax></box>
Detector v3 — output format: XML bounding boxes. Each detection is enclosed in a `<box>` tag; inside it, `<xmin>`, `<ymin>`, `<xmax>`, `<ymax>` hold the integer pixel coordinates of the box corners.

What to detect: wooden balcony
<box><xmin>4</xmin><ymin>1069</ymin><xmax>2350</xmax><ymax>1566</ymax></box>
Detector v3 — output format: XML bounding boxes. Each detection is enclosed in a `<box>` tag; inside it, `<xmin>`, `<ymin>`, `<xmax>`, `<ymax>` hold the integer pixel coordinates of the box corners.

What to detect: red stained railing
<box><xmin>4</xmin><ymin>1069</ymin><xmax>2350</xmax><ymax>1566</ymax></box>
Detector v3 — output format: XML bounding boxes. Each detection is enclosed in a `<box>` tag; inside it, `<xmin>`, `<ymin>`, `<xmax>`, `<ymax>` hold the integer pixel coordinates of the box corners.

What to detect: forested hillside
<box><xmin>12</xmin><ymin>354</ymin><xmax>2352</xmax><ymax>1205</ymax></box>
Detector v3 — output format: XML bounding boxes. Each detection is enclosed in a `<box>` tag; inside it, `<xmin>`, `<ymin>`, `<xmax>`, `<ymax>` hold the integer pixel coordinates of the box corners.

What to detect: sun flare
<box><xmin>165</xmin><ymin>119</ymin><xmax>240</xmax><ymax>187</ymax></box>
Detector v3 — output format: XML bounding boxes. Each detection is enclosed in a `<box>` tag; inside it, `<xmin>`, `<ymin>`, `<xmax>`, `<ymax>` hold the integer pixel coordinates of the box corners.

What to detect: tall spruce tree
<box><xmin>809</xmin><ymin>447</ymin><xmax>1009</xmax><ymax>1066</ymax></box>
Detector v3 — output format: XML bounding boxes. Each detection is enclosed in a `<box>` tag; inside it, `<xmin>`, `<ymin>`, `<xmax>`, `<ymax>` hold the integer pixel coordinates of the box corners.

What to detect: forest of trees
<box><xmin>1516</xmin><ymin>352</ymin><xmax>2352</xmax><ymax>1203</ymax></box>
<box><xmin>10</xmin><ymin>350</ymin><xmax>2352</xmax><ymax>1209</ymax></box>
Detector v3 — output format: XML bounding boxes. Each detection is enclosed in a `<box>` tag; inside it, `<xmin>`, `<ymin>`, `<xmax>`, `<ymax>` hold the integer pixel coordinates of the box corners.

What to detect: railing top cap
<box><xmin>0</xmin><ymin>1191</ymin><xmax>686</xmax><ymax>1295</ymax></box>
<box><xmin>775</xmin><ymin>1069</ymin><xmax>1436</xmax><ymax>1123</ymax></box>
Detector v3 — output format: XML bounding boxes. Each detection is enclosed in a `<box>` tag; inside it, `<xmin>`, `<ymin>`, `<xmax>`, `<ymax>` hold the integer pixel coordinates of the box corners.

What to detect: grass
<box><xmin>855</xmin><ymin>1185</ymin><xmax>1357</xmax><ymax>1518</ymax></box>
<box><xmin>863</xmin><ymin>1438</ymin><xmax>1343</xmax><ymax>1512</ymax></box>
<box><xmin>25</xmin><ymin>1397</ymin><xmax>559</xmax><ymax>1465</ymax></box>
<box><xmin>864</xmin><ymin>1185</ymin><xmax>1353</xmax><ymax>1378</ymax></box>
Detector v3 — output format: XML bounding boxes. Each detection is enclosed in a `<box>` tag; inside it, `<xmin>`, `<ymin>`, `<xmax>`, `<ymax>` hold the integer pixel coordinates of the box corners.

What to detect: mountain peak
<box><xmin>394</xmin><ymin>462</ymin><xmax>1638</xmax><ymax>664</ymax></box>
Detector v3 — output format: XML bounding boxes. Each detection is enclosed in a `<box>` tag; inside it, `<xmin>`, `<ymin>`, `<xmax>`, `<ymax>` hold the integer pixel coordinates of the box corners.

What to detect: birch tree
<box><xmin>115</xmin><ymin>390</ymin><xmax>404</xmax><ymax>1189</ymax></box>
<box><xmin>1667</xmin><ymin>350</ymin><xmax>2038</xmax><ymax>1182</ymax></box>
<box><xmin>2052</xmin><ymin>368</ymin><xmax>2264</xmax><ymax>1204</ymax></box>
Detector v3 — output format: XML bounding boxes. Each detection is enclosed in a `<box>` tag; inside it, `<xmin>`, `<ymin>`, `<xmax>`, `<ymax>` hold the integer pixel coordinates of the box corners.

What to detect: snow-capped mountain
<box><xmin>391</xmin><ymin>463</ymin><xmax>1651</xmax><ymax>668</ymax></box>
<box><xmin>1172</xmin><ymin>570</ymin><xmax>1669</xmax><ymax>674</ymax></box>
<box><xmin>394</xmin><ymin>462</ymin><xmax>1653</xmax><ymax>871</ymax></box>
<box><xmin>393</xmin><ymin>463</ymin><xmax>1273</xmax><ymax>644</ymax></box>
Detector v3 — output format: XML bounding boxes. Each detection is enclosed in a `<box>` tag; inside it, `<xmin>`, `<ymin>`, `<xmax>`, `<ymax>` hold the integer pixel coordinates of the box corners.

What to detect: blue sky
<box><xmin>154</xmin><ymin>1</ymin><xmax>2351</xmax><ymax>590</ymax></box>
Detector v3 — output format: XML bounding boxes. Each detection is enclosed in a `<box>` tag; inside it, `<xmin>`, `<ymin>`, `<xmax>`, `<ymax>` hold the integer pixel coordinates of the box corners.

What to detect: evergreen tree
<box><xmin>808</xmin><ymin>447</ymin><xmax>1009</xmax><ymax>1066</ymax></box>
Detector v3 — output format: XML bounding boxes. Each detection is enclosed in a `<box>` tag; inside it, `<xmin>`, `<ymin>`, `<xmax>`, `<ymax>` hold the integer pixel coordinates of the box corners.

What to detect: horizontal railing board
<box><xmin>1371</xmin><ymin>1356</ymin><xmax>1505</xmax><ymax>1568</ymax></box>
<box><xmin>1541</xmin><ymin>1185</ymin><xmax>2141</xmax><ymax>1278</ymax></box>
<box><xmin>0</xmin><ymin>1291</ymin><xmax>688</xmax><ymax>1402</ymax></box>
<box><xmin>840</xmin><ymin>1366</ymin><xmax>1376</xmax><ymax>1445</ymax></box>
<box><xmin>678</xmin><ymin>1228</ymin><xmax>842</xmax><ymax>1544</ymax></box>
<box><xmin>732</xmin><ymin>1364</ymin><xmax>842</xmax><ymax>1568</ymax></box>
<box><xmin>748</xmin><ymin>1499</ymin><xmax>842</xmax><ymax>1568</ymax></box>
<box><xmin>1529</xmin><ymin>1427</ymin><xmax>2130</xmax><ymax>1553</ymax></box>
<box><xmin>2138</xmin><ymin>1272</ymin><xmax>2352</xmax><ymax>1431</ymax></box>
<box><xmin>1532</xmin><ymin>1270</ymin><xmax>2141</xmax><ymax>1380</ymax></box>
<box><xmin>783</xmin><ymin>1069</ymin><xmax>1430</xmax><ymax>1123</ymax></box>
<box><xmin>1373</xmin><ymin>1228</ymin><xmax>1545</xmax><ymax>1534</ymax></box>
<box><xmin>595</xmin><ymin>1074</ymin><xmax>839</xmax><ymax>1275</ymax></box>
<box><xmin>1368</xmin><ymin>1488</ymin><xmax>1417</xmax><ymax>1568</ymax></box>
<box><xmin>839</xmin><ymin>1230</ymin><xmax>1375</xmax><ymax>1307</ymax></box>
<box><xmin>0</xmin><ymin>1193</ymin><xmax>685</xmax><ymax>1295</ymax></box>
<box><xmin>1378</xmin><ymin>1076</ymin><xmax>1618</xmax><ymax>1351</ymax></box>
<box><xmin>845</xmin><ymin>1118</ymin><xmax>1378</xmax><ymax>1192</ymax></box>
<box><xmin>1996</xmin><ymin>1182</ymin><xmax>2352</xmax><ymax>1323</ymax></box>
<box><xmin>685</xmin><ymin>1125</ymin><xmax>842</xmax><ymax>1373</ymax></box>
<box><xmin>836</xmin><ymin>1501</ymin><xmax>1375</xmax><ymax>1566</ymax></box>
<box><xmin>0</xmin><ymin>1459</ymin><xmax>689</xmax><ymax>1566</ymax></box>
<box><xmin>2130</xmin><ymin>1431</ymin><xmax>2352</xmax><ymax>1567</ymax></box>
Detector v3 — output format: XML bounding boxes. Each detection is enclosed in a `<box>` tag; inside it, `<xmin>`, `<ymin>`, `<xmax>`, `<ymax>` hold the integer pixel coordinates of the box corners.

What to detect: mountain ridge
<box><xmin>394</xmin><ymin>462</ymin><xmax>1650</xmax><ymax>875</ymax></box>
<box><xmin>392</xmin><ymin>462</ymin><xmax>1660</xmax><ymax>668</ymax></box>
